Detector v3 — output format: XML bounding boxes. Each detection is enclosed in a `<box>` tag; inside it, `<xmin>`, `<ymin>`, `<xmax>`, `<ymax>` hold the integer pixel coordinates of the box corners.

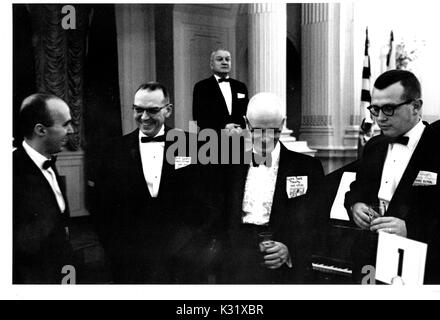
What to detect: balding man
<box><xmin>219</xmin><ymin>92</ymin><xmax>324</xmax><ymax>284</ymax></box>
<box><xmin>192</xmin><ymin>48</ymin><xmax>249</xmax><ymax>133</ymax></box>
<box><xmin>13</xmin><ymin>93</ymin><xmax>75</xmax><ymax>283</ymax></box>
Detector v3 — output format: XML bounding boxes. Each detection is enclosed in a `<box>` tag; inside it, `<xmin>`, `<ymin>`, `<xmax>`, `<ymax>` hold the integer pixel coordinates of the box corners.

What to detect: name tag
<box><xmin>413</xmin><ymin>170</ymin><xmax>437</xmax><ymax>186</ymax></box>
<box><xmin>286</xmin><ymin>176</ymin><xmax>308</xmax><ymax>199</ymax></box>
<box><xmin>175</xmin><ymin>156</ymin><xmax>192</xmax><ymax>170</ymax></box>
<box><xmin>237</xmin><ymin>93</ymin><xmax>245</xmax><ymax>99</ymax></box>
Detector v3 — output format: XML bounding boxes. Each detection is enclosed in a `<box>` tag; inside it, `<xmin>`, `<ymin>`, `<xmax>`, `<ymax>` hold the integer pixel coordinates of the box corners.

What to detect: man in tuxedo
<box><xmin>345</xmin><ymin>70</ymin><xmax>440</xmax><ymax>283</ymax></box>
<box><xmin>219</xmin><ymin>92</ymin><xmax>324</xmax><ymax>284</ymax></box>
<box><xmin>13</xmin><ymin>93</ymin><xmax>75</xmax><ymax>283</ymax></box>
<box><xmin>192</xmin><ymin>49</ymin><xmax>249</xmax><ymax>133</ymax></box>
<box><xmin>95</xmin><ymin>82</ymin><xmax>219</xmax><ymax>283</ymax></box>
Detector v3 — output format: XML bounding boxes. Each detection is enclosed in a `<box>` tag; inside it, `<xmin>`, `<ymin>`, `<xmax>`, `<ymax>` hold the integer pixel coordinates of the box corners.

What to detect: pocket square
<box><xmin>175</xmin><ymin>156</ymin><xmax>192</xmax><ymax>169</ymax></box>
<box><xmin>237</xmin><ymin>93</ymin><xmax>245</xmax><ymax>99</ymax></box>
<box><xmin>413</xmin><ymin>170</ymin><xmax>437</xmax><ymax>186</ymax></box>
<box><xmin>286</xmin><ymin>176</ymin><xmax>308</xmax><ymax>199</ymax></box>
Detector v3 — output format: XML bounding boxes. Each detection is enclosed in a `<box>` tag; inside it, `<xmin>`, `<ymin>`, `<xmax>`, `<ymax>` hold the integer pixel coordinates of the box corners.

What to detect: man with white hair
<box><xmin>220</xmin><ymin>92</ymin><xmax>324</xmax><ymax>284</ymax></box>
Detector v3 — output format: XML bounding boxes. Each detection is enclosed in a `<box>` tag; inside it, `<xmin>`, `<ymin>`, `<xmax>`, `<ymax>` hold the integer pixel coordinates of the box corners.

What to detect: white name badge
<box><xmin>375</xmin><ymin>232</ymin><xmax>427</xmax><ymax>285</ymax></box>
<box><xmin>286</xmin><ymin>176</ymin><xmax>308</xmax><ymax>199</ymax></box>
<box><xmin>413</xmin><ymin>170</ymin><xmax>437</xmax><ymax>186</ymax></box>
<box><xmin>175</xmin><ymin>156</ymin><xmax>192</xmax><ymax>170</ymax></box>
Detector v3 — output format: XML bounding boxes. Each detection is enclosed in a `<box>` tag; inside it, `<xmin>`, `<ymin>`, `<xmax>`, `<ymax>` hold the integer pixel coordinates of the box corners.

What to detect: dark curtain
<box><xmin>13</xmin><ymin>5</ymin><xmax>36</xmax><ymax>147</ymax></box>
<box><xmin>83</xmin><ymin>4</ymin><xmax>122</xmax><ymax>214</ymax></box>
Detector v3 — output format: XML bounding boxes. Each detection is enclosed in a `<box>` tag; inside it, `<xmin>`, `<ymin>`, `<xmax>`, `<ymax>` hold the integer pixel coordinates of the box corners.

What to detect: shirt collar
<box><xmin>251</xmin><ymin>142</ymin><xmax>281</xmax><ymax>168</ymax></box>
<box><xmin>214</xmin><ymin>74</ymin><xmax>230</xmax><ymax>81</ymax></box>
<box><xmin>404</xmin><ymin>119</ymin><xmax>425</xmax><ymax>149</ymax></box>
<box><xmin>138</xmin><ymin>125</ymin><xmax>165</xmax><ymax>142</ymax></box>
<box><xmin>22</xmin><ymin>140</ymin><xmax>51</xmax><ymax>170</ymax></box>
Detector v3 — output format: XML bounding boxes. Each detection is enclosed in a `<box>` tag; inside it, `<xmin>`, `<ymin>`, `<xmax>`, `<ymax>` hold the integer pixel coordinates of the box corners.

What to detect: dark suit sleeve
<box><xmin>193</xmin><ymin>81</ymin><xmax>217</xmax><ymax>130</ymax></box>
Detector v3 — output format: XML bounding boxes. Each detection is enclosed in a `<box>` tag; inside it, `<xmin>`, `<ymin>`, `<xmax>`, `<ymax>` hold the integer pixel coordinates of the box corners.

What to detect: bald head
<box><xmin>246</xmin><ymin>92</ymin><xmax>285</xmax><ymax>155</ymax></box>
<box><xmin>246</xmin><ymin>92</ymin><xmax>284</xmax><ymax>128</ymax></box>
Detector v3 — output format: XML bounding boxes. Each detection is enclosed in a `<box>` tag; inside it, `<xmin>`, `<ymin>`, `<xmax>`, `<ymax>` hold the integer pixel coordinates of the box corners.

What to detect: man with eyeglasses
<box><xmin>94</xmin><ymin>82</ymin><xmax>220</xmax><ymax>283</ymax></box>
<box><xmin>218</xmin><ymin>92</ymin><xmax>324</xmax><ymax>284</ymax></box>
<box><xmin>192</xmin><ymin>48</ymin><xmax>249</xmax><ymax>133</ymax></box>
<box><xmin>345</xmin><ymin>69</ymin><xmax>440</xmax><ymax>283</ymax></box>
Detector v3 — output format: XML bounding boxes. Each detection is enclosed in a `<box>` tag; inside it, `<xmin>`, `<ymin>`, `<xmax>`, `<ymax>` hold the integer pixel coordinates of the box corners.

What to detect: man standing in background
<box><xmin>192</xmin><ymin>49</ymin><xmax>249</xmax><ymax>134</ymax></box>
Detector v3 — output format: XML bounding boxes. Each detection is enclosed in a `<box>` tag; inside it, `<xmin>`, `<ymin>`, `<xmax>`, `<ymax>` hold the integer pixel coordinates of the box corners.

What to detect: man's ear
<box><xmin>164</xmin><ymin>104</ymin><xmax>173</xmax><ymax>118</ymax></box>
<box><xmin>413</xmin><ymin>99</ymin><xmax>423</xmax><ymax>113</ymax></box>
<box><xmin>34</xmin><ymin>123</ymin><xmax>46</xmax><ymax>137</ymax></box>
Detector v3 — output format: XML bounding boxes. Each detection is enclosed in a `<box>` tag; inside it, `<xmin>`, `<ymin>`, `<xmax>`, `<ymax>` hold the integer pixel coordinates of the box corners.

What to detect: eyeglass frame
<box><xmin>132</xmin><ymin>103</ymin><xmax>172</xmax><ymax>115</ymax></box>
<box><xmin>243</xmin><ymin>116</ymin><xmax>283</xmax><ymax>135</ymax></box>
<box><xmin>367</xmin><ymin>99</ymin><xmax>415</xmax><ymax>117</ymax></box>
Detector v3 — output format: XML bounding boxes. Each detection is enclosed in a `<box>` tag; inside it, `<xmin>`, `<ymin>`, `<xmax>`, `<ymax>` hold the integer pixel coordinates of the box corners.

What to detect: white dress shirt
<box><xmin>139</xmin><ymin>126</ymin><xmax>165</xmax><ymax>198</ymax></box>
<box><xmin>242</xmin><ymin>143</ymin><xmax>281</xmax><ymax>225</ymax></box>
<box><xmin>22</xmin><ymin>140</ymin><xmax>66</xmax><ymax>213</ymax></box>
<box><xmin>214</xmin><ymin>74</ymin><xmax>232</xmax><ymax>115</ymax></box>
<box><xmin>378</xmin><ymin>120</ymin><xmax>425</xmax><ymax>211</ymax></box>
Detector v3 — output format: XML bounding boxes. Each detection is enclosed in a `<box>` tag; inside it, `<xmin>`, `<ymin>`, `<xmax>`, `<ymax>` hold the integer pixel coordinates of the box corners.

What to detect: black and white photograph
<box><xmin>4</xmin><ymin>0</ymin><xmax>440</xmax><ymax>301</ymax></box>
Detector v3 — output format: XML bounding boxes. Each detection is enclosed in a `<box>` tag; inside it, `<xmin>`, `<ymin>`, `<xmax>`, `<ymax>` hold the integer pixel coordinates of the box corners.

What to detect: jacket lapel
<box><xmin>269</xmin><ymin>143</ymin><xmax>291</xmax><ymax>232</ymax></box>
<box><xmin>388</xmin><ymin>124</ymin><xmax>435</xmax><ymax>217</ymax></box>
<box><xmin>16</xmin><ymin>147</ymin><xmax>64</xmax><ymax>215</ymax></box>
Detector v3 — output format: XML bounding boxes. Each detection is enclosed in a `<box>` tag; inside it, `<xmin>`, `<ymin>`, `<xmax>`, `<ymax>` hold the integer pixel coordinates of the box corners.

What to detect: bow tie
<box><xmin>218</xmin><ymin>78</ymin><xmax>230</xmax><ymax>83</ymax></box>
<box><xmin>251</xmin><ymin>152</ymin><xmax>272</xmax><ymax>167</ymax></box>
<box><xmin>141</xmin><ymin>135</ymin><xmax>166</xmax><ymax>143</ymax></box>
<box><xmin>43</xmin><ymin>156</ymin><xmax>57</xmax><ymax>170</ymax></box>
<box><xmin>388</xmin><ymin>135</ymin><xmax>409</xmax><ymax>146</ymax></box>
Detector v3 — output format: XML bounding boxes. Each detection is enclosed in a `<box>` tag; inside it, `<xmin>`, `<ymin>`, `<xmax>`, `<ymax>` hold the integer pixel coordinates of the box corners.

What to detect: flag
<box><xmin>358</xmin><ymin>27</ymin><xmax>374</xmax><ymax>158</ymax></box>
<box><xmin>386</xmin><ymin>30</ymin><xmax>396</xmax><ymax>70</ymax></box>
<box><xmin>361</xmin><ymin>27</ymin><xmax>372</xmax><ymax>124</ymax></box>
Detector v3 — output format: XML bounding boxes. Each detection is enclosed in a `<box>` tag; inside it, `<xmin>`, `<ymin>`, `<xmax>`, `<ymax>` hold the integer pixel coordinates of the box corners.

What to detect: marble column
<box><xmin>300</xmin><ymin>3</ymin><xmax>357</xmax><ymax>170</ymax></box>
<box><xmin>248</xmin><ymin>3</ymin><xmax>315</xmax><ymax>155</ymax></box>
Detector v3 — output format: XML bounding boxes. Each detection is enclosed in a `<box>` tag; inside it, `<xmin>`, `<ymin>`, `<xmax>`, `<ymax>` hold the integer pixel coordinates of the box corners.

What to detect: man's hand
<box><xmin>370</xmin><ymin>216</ymin><xmax>407</xmax><ymax>237</ymax></box>
<box><xmin>225</xmin><ymin>123</ymin><xmax>242</xmax><ymax>136</ymax></box>
<box><xmin>262</xmin><ymin>241</ymin><xmax>290</xmax><ymax>269</ymax></box>
<box><xmin>351</xmin><ymin>202</ymin><xmax>379</xmax><ymax>229</ymax></box>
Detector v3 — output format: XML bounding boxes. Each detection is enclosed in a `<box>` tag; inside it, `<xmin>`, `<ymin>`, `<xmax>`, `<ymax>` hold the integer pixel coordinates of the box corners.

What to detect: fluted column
<box><xmin>248</xmin><ymin>3</ymin><xmax>286</xmax><ymax>115</ymax></box>
<box><xmin>301</xmin><ymin>3</ymin><xmax>357</xmax><ymax>171</ymax></box>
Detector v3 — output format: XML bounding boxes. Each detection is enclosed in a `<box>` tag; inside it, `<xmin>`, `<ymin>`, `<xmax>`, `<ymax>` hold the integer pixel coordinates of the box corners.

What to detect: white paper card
<box><xmin>237</xmin><ymin>93</ymin><xmax>245</xmax><ymax>99</ymax></box>
<box><xmin>413</xmin><ymin>170</ymin><xmax>437</xmax><ymax>186</ymax></box>
<box><xmin>286</xmin><ymin>176</ymin><xmax>308</xmax><ymax>198</ymax></box>
<box><xmin>329</xmin><ymin>172</ymin><xmax>356</xmax><ymax>221</ymax></box>
<box><xmin>174</xmin><ymin>156</ymin><xmax>192</xmax><ymax>169</ymax></box>
<box><xmin>375</xmin><ymin>232</ymin><xmax>427</xmax><ymax>285</ymax></box>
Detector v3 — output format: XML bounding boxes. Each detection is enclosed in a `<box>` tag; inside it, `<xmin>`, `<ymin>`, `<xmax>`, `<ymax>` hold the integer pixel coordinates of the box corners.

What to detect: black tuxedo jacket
<box><xmin>193</xmin><ymin>75</ymin><xmax>249</xmax><ymax>131</ymax></box>
<box><xmin>94</xmin><ymin>128</ymin><xmax>220</xmax><ymax>283</ymax></box>
<box><xmin>345</xmin><ymin>122</ymin><xmax>440</xmax><ymax>283</ymax></box>
<box><xmin>13</xmin><ymin>146</ymin><xmax>73</xmax><ymax>284</ymax></box>
<box><xmin>221</xmin><ymin>143</ymin><xmax>324</xmax><ymax>283</ymax></box>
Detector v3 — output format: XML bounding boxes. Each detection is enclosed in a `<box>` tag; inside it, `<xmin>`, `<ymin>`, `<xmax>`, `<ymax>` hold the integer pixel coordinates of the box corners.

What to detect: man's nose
<box><xmin>67</xmin><ymin>123</ymin><xmax>74</xmax><ymax>134</ymax></box>
<box><xmin>141</xmin><ymin>110</ymin><xmax>151</xmax><ymax>120</ymax></box>
<box><xmin>376</xmin><ymin>109</ymin><xmax>387</xmax><ymax>121</ymax></box>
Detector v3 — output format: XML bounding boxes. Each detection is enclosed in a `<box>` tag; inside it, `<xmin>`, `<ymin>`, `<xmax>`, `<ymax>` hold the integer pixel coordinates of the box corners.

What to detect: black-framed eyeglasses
<box><xmin>133</xmin><ymin>103</ymin><xmax>171</xmax><ymax>115</ymax></box>
<box><xmin>367</xmin><ymin>99</ymin><xmax>414</xmax><ymax>117</ymax></box>
<box><xmin>243</xmin><ymin>116</ymin><xmax>282</xmax><ymax>135</ymax></box>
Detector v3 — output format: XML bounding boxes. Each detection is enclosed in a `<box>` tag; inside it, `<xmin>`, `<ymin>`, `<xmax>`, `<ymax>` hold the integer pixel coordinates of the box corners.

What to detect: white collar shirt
<box><xmin>139</xmin><ymin>126</ymin><xmax>165</xmax><ymax>198</ymax></box>
<box><xmin>242</xmin><ymin>143</ymin><xmax>281</xmax><ymax>225</ymax></box>
<box><xmin>22</xmin><ymin>140</ymin><xmax>66</xmax><ymax>213</ymax></box>
<box><xmin>378</xmin><ymin>120</ymin><xmax>425</xmax><ymax>211</ymax></box>
<box><xmin>214</xmin><ymin>74</ymin><xmax>232</xmax><ymax>116</ymax></box>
